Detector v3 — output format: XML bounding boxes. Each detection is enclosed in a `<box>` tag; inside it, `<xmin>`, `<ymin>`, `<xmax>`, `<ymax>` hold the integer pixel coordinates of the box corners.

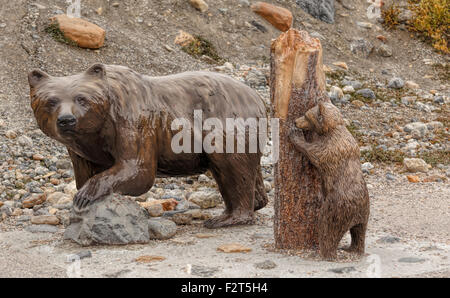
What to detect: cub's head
<box><xmin>28</xmin><ymin>64</ymin><xmax>110</xmax><ymax>143</ymax></box>
<box><xmin>295</xmin><ymin>102</ymin><xmax>344</xmax><ymax>135</ymax></box>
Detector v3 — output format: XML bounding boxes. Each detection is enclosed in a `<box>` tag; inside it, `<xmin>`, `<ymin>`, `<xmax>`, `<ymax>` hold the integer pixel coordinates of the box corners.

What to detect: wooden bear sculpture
<box><xmin>289</xmin><ymin>101</ymin><xmax>370</xmax><ymax>260</ymax></box>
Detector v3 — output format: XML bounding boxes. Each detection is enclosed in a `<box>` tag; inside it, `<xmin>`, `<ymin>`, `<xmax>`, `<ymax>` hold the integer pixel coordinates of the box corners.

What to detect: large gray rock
<box><xmin>64</xmin><ymin>194</ymin><xmax>149</xmax><ymax>246</ymax></box>
<box><xmin>296</xmin><ymin>0</ymin><xmax>335</xmax><ymax>24</ymax></box>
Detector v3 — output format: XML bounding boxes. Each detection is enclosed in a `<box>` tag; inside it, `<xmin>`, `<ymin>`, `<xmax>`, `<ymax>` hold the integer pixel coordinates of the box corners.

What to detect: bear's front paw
<box><xmin>73</xmin><ymin>181</ymin><xmax>110</xmax><ymax>212</ymax></box>
<box><xmin>288</xmin><ymin>127</ymin><xmax>305</xmax><ymax>144</ymax></box>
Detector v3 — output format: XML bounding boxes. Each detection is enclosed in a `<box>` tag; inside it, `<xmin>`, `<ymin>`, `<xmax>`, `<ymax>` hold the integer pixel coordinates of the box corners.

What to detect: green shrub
<box><xmin>408</xmin><ymin>0</ymin><xmax>449</xmax><ymax>53</ymax></box>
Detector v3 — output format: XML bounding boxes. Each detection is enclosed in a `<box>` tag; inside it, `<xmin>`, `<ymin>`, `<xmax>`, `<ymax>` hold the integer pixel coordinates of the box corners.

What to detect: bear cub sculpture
<box><xmin>289</xmin><ymin>101</ymin><xmax>370</xmax><ymax>260</ymax></box>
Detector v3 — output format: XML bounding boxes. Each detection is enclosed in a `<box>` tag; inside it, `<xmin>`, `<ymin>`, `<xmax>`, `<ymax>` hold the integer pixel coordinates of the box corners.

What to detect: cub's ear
<box><xmin>28</xmin><ymin>69</ymin><xmax>49</xmax><ymax>88</ymax></box>
<box><xmin>85</xmin><ymin>63</ymin><xmax>106</xmax><ymax>78</ymax></box>
<box><xmin>318</xmin><ymin>101</ymin><xmax>326</xmax><ymax>116</ymax></box>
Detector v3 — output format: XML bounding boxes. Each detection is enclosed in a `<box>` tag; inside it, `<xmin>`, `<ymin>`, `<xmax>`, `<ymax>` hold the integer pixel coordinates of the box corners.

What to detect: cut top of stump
<box><xmin>270</xmin><ymin>29</ymin><xmax>325</xmax><ymax>120</ymax></box>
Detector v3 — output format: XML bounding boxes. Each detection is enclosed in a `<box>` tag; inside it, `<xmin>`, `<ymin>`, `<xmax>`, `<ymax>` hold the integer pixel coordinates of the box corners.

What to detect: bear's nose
<box><xmin>57</xmin><ymin>114</ymin><xmax>76</xmax><ymax>129</ymax></box>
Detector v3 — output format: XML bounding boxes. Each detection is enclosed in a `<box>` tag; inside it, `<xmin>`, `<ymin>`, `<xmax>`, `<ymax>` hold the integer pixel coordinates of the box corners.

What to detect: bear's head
<box><xmin>295</xmin><ymin>102</ymin><xmax>344</xmax><ymax>135</ymax></box>
<box><xmin>28</xmin><ymin>64</ymin><xmax>110</xmax><ymax>144</ymax></box>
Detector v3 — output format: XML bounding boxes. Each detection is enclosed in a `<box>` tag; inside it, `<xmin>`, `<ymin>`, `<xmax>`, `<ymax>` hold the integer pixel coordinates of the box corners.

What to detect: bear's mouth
<box><xmin>58</xmin><ymin>127</ymin><xmax>77</xmax><ymax>137</ymax></box>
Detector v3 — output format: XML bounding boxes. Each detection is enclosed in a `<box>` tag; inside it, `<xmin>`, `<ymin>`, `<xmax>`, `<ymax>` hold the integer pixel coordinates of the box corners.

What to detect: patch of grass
<box><xmin>45</xmin><ymin>22</ymin><xmax>77</xmax><ymax>46</ymax></box>
<box><xmin>361</xmin><ymin>146</ymin><xmax>405</xmax><ymax>164</ymax></box>
<box><xmin>408</xmin><ymin>0</ymin><xmax>449</xmax><ymax>54</ymax></box>
<box><xmin>433</xmin><ymin>62</ymin><xmax>450</xmax><ymax>81</ymax></box>
<box><xmin>181</xmin><ymin>35</ymin><xmax>224</xmax><ymax>64</ymax></box>
<box><xmin>326</xmin><ymin>69</ymin><xmax>346</xmax><ymax>81</ymax></box>
<box><xmin>418</xmin><ymin>150</ymin><xmax>450</xmax><ymax>166</ymax></box>
<box><xmin>382</xmin><ymin>3</ymin><xmax>401</xmax><ymax>30</ymax></box>
<box><xmin>346</xmin><ymin>124</ymin><xmax>364</xmax><ymax>143</ymax></box>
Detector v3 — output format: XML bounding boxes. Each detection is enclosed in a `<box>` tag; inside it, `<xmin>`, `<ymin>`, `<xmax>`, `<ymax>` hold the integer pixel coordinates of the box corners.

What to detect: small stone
<box><xmin>195</xmin><ymin>233</ymin><xmax>216</xmax><ymax>238</ymax></box>
<box><xmin>5</xmin><ymin>130</ymin><xmax>17</xmax><ymax>139</ymax></box>
<box><xmin>112</xmin><ymin>2</ymin><xmax>119</xmax><ymax>7</ymax></box>
<box><xmin>17</xmin><ymin>135</ymin><xmax>33</xmax><ymax>147</ymax></box>
<box><xmin>426</xmin><ymin>121</ymin><xmax>443</xmax><ymax>131</ymax></box>
<box><xmin>197</xmin><ymin>174</ymin><xmax>210</xmax><ymax>183</ymax></box>
<box><xmin>76</xmin><ymin>250</ymin><xmax>92</xmax><ymax>260</ymax></box>
<box><xmin>378</xmin><ymin>236</ymin><xmax>400</xmax><ymax>243</ymax></box>
<box><xmin>328</xmin><ymin>266</ymin><xmax>356</xmax><ymax>274</ymax></box>
<box><xmin>148</xmin><ymin>218</ymin><xmax>177</xmax><ymax>240</ymax></box>
<box><xmin>329</xmin><ymin>86</ymin><xmax>344</xmax><ymax>101</ymax></box>
<box><xmin>405</xmin><ymin>81</ymin><xmax>419</xmax><ymax>89</ymax></box>
<box><xmin>403</xmin><ymin>158</ymin><xmax>429</xmax><ymax>173</ymax></box>
<box><xmin>135</xmin><ymin>255</ymin><xmax>166</xmax><ymax>263</ymax></box>
<box><xmin>401</xmin><ymin>96</ymin><xmax>417</xmax><ymax>105</ymax></box>
<box><xmin>296</xmin><ymin>0</ymin><xmax>335</xmax><ymax>24</ymax></box>
<box><xmin>174</xmin><ymin>30</ymin><xmax>195</xmax><ymax>47</ymax></box>
<box><xmin>404</xmin><ymin>122</ymin><xmax>428</xmax><ymax>138</ymax></box>
<box><xmin>50</xmin><ymin>14</ymin><xmax>105</xmax><ymax>49</ymax></box>
<box><xmin>251</xmin><ymin>1</ymin><xmax>293</xmax><ymax>31</ymax></box>
<box><xmin>332</xmin><ymin>61</ymin><xmax>348</xmax><ymax>70</ymax></box>
<box><xmin>351</xmin><ymin>100</ymin><xmax>364</xmax><ymax>108</ymax></box>
<box><xmin>407</xmin><ymin>175</ymin><xmax>420</xmax><ymax>183</ymax></box>
<box><xmin>46</xmin><ymin>192</ymin><xmax>65</xmax><ymax>205</ymax></box>
<box><xmin>185</xmin><ymin>209</ymin><xmax>211</xmax><ymax>220</ymax></box>
<box><xmin>22</xmin><ymin>194</ymin><xmax>47</xmax><ymax>208</ymax></box>
<box><xmin>386</xmin><ymin>173</ymin><xmax>396</xmax><ymax>181</ymax></box>
<box><xmin>350</xmin><ymin>38</ymin><xmax>373</xmax><ymax>58</ymax></box>
<box><xmin>146</xmin><ymin>203</ymin><xmax>164</xmax><ymax>217</ymax></box>
<box><xmin>140</xmin><ymin>199</ymin><xmax>178</xmax><ymax>212</ymax></box>
<box><xmin>189</xmin><ymin>190</ymin><xmax>222</xmax><ymax>209</ymax></box>
<box><xmin>32</xmin><ymin>153</ymin><xmax>44</xmax><ymax>161</ymax></box>
<box><xmin>64</xmin><ymin>181</ymin><xmax>77</xmax><ymax>196</ymax></box>
<box><xmin>398</xmin><ymin>257</ymin><xmax>426</xmax><ymax>263</ymax></box>
<box><xmin>217</xmin><ymin>243</ymin><xmax>252</xmax><ymax>253</ymax></box>
<box><xmin>376</xmin><ymin>35</ymin><xmax>387</xmax><ymax>42</ymax></box>
<box><xmin>171</xmin><ymin>213</ymin><xmax>193</xmax><ymax>225</ymax></box>
<box><xmin>342</xmin><ymin>85</ymin><xmax>355</xmax><ymax>93</ymax></box>
<box><xmin>263</xmin><ymin>181</ymin><xmax>272</xmax><ymax>192</ymax></box>
<box><xmin>356</xmin><ymin>21</ymin><xmax>373</xmax><ymax>29</ymax></box>
<box><xmin>388</xmin><ymin>77</ymin><xmax>404</xmax><ymax>89</ymax></box>
<box><xmin>377</xmin><ymin>44</ymin><xmax>392</xmax><ymax>57</ymax></box>
<box><xmin>31</xmin><ymin>215</ymin><xmax>60</xmax><ymax>225</ymax></box>
<box><xmin>12</xmin><ymin>208</ymin><xmax>23</xmax><ymax>216</ymax></box>
<box><xmin>190</xmin><ymin>265</ymin><xmax>219</xmax><ymax>277</ymax></box>
<box><xmin>25</xmin><ymin>224</ymin><xmax>59</xmax><ymax>233</ymax></box>
<box><xmin>189</xmin><ymin>0</ymin><xmax>208</xmax><ymax>13</ymax></box>
<box><xmin>361</xmin><ymin>162</ymin><xmax>374</xmax><ymax>173</ymax></box>
<box><xmin>255</xmin><ymin>260</ymin><xmax>277</xmax><ymax>270</ymax></box>
<box><xmin>356</xmin><ymin>88</ymin><xmax>375</xmax><ymax>99</ymax></box>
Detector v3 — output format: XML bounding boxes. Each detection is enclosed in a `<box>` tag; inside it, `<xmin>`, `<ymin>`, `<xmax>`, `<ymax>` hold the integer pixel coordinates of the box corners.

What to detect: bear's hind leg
<box><xmin>318</xmin><ymin>209</ymin><xmax>348</xmax><ymax>260</ymax></box>
<box><xmin>204</xmin><ymin>154</ymin><xmax>257</xmax><ymax>229</ymax></box>
<box><xmin>348</xmin><ymin>223</ymin><xmax>367</xmax><ymax>255</ymax></box>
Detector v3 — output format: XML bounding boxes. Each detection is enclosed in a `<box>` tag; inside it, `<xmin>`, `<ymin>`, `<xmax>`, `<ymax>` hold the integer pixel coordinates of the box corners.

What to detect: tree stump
<box><xmin>271</xmin><ymin>29</ymin><xmax>330</xmax><ymax>249</ymax></box>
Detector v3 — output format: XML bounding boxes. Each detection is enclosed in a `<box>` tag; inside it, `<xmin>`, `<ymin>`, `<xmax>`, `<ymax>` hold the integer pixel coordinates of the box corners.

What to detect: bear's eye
<box><xmin>47</xmin><ymin>98</ymin><xmax>59</xmax><ymax>108</ymax></box>
<box><xmin>75</xmin><ymin>96</ymin><xmax>88</xmax><ymax>106</ymax></box>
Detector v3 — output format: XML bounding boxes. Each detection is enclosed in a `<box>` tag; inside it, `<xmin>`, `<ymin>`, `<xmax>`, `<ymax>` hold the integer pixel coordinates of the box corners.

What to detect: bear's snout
<box><xmin>57</xmin><ymin>114</ymin><xmax>77</xmax><ymax>130</ymax></box>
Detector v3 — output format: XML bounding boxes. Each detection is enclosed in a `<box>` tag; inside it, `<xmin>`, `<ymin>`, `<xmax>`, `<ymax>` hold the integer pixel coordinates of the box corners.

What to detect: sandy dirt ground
<box><xmin>1</xmin><ymin>171</ymin><xmax>448</xmax><ymax>278</ymax></box>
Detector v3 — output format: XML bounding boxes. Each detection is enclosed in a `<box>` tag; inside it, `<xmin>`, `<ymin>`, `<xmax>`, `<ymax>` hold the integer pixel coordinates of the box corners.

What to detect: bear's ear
<box><xmin>85</xmin><ymin>63</ymin><xmax>106</xmax><ymax>78</ymax></box>
<box><xmin>318</xmin><ymin>101</ymin><xmax>326</xmax><ymax>116</ymax></box>
<box><xmin>318</xmin><ymin>101</ymin><xmax>327</xmax><ymax>133</ymax></box>
<box><xmin>28</xmin><ymin>69</ymin><xmax>49</xmax><ymax>88</ymax></box>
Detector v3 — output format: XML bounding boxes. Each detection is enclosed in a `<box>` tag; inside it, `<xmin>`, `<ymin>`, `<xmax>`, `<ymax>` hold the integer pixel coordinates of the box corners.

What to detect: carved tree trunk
<box><xmin>271</xmin><ymin>29</ymin><xmax>329</xmax><ymax>249</ymax></box>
